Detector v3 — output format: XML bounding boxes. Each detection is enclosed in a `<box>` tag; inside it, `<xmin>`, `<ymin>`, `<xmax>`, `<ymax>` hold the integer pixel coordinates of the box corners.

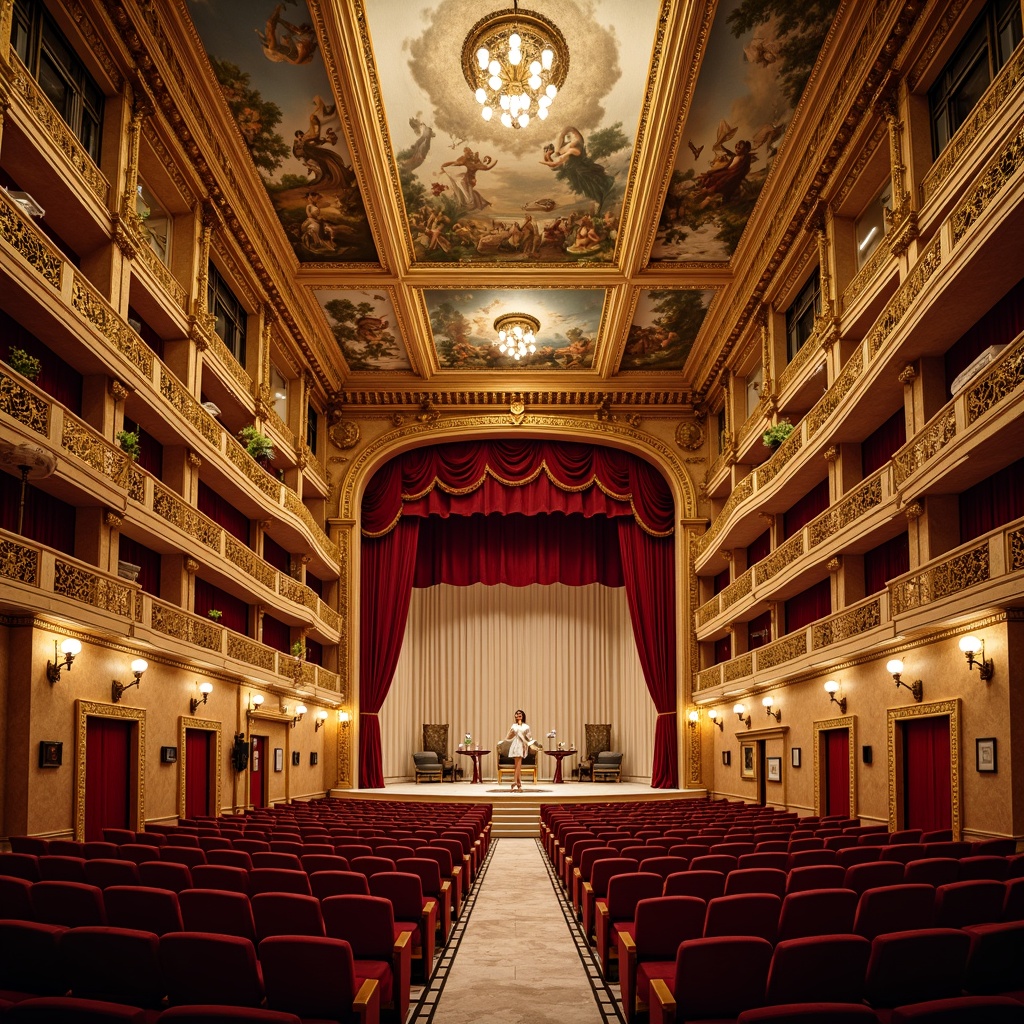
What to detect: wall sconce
<box><xmin>762</xmin><ymin>695</ymin><xmax>781</xmax><ymax>722</ymax></box>
<box><xmin>315</xmin><ymin>709</ymin><xmax>329</xmax><ymax>732</ymax></box>
<box><xmin>824</xmin><ymin>679</ymin><xmax>847</xmax><ymax>714</ymax></box>
<box><xmin>291</xmin><ymin>704</ymin><xmax>307</xmax><ymax>727</ymax></box>
<box><xmin>111</xmin><ymin>658</ymin><xmax>148</xmax><ymax>703</ymax></box>
<box><xmin>46</xmin><ymin>638</ymin><xmax>82</xmax><ymax>683</ymax></box>
<box><xmin>886</xmin><ymin>659</ymin><xmax>923</xmax><ymax>702</ymax></box>
<box><xmin>733</xmin><ymin>703</ymin><xmax>751</xmax><ymax>729</ymax></box>
<box><xmin>959</xmin><ymin>635</ymin><xmax>994</xmax><ymax>680</ymax></box>
<box><xmin>707</xmin><ymin>708</ymin><xmax>724</xmax><ymax>731</ymax></box>
<box><xmin>189</xmin><ymin>681</ymin><xmax>213</xmax><ymax>714</ymax></box>
<box><xmin>247</xmin><ymin>693</ymin><xmax>265</xmax><ymax>715</ymax></box>
<box><xmin>688</xmin><ymin>710</ymin><xmax>700</xmax><ymax>729</ymax></box>
<box><xmin>337</xmin><ymin>709</ymin><xmax>351</xmax><ymax>728</ymax></box>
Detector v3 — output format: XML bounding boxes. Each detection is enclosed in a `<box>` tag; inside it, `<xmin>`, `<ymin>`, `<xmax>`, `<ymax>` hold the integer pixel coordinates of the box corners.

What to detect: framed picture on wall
<box><xmin>976</xmin><ymin>737</ymin><xmax>997</xmax><ymax>773</ymax></box>
<box><xmin>766</xmin><ymin>756</ymin><xmax>782</xmax><ymax>782</ymax></box>
<box><xmin>722</xmin><ymin>750</ymin><xmax>731</xmax><ymax>766</ymax></box>
<box><xmin>39</xmin><ymin>741</ymin><xmax>62</xmax><ymax>768</ymax></box>
<box><xmin>291</xmin><ymin>750</ymin><xmax>300</xmax><ymax>766</ymax></box>
<box><xmin>274</xmin><ymin>747</ymin><xmax>284</xmax><ymax>772</ymax></box>
<box><xmin>791</xmin><ymin>747</ymin><xmax>801</xmax><ymax>768</ymax></box>
<box><xmin>740</xmin><ymin>742</ymin><xmax>756</xmax><ymax>779</ymax></box>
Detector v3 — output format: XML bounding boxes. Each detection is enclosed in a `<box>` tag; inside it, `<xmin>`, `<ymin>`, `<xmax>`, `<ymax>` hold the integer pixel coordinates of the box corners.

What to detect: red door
<box><xmin>902</xmin><ymin>716</ymin><xmax>952</xmax><ymax>831</ymax></box>
<box><xmin>249</xmin><ymin>735</ymin><xmax>266</xmax><ymax>808</ymax></box>
<box><xmin>185</xmin><ymin>728</ymin><xmax>212</xmax><ymax>819</ymax></box>
<box><xmin>823</xmin><ymin>729</ymin><xmax>850</xmax><ymax>817</ymax></box>
<box><xmin>85</xmin><ymin>716</ymin><xmax>132</xmax><ymax>841</ymax></box>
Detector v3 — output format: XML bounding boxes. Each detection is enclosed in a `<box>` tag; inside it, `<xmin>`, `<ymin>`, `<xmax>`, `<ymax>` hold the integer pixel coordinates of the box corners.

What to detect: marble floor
<box><xmin>410</xmin><ymin>838</ymin><xmax>624</xmax><ymax>1024</ymax></box>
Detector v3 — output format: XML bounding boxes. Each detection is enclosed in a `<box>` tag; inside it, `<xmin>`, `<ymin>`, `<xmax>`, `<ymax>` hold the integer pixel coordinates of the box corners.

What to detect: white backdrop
<box><xmin>381</xmin><ymin>582</ymin><xmax>655</xmax><ymax>783</ymax></box>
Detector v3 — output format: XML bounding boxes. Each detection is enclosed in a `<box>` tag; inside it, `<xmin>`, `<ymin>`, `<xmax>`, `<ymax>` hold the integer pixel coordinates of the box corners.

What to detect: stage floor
<box><xmin>332</xmin><ymin>780</ymin><xmax>707</xmax><ymax>803</ymax></box>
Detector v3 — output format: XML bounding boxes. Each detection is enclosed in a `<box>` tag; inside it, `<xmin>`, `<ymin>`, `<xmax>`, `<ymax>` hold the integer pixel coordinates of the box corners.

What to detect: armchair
<box><xmin>593</xmin><ymin>750</ymin><xmax>623</xmax><ymax>782</ymax></box>
<box><xmin>422</xmin><ymin>724</ymin><xmax>458</xmax><ymax>782</ymax></box>
<box><xmin>496</xmin><ymin>739</ymin><xmax>539</xmax><ymax>784</ymax></box>
<box><xmin>412</xmin><ymin>751</ymin><xmax>443</xmax><ymax>783</ymax></box>
<box><xmin>578</xmin><ymin>724</ymin><xmax>612</xmax><ymax>781</ymax></box>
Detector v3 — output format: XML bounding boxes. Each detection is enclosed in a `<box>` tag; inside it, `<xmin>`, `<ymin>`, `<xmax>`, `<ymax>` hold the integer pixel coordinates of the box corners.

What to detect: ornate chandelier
<box><xmin>462</xmin><ymin>3</ymin><xmax>568</xmax><ymax>130</ymax></box>
<box><xmin>493</xmin><ymin>312</ymin><xmax>539</xmax><ymax>360</ymax></box>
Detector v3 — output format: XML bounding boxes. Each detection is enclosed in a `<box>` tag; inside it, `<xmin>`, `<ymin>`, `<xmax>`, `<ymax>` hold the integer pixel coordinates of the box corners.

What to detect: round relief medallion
<box><xmin>675</xmin><ymin>420</ymin><xmax>704</xmax><ymax>451</ymax></box>
<box><xmin>329</xmin><ymin>421</ymin><xmax>361</xmax><ymax>450</ymax></box>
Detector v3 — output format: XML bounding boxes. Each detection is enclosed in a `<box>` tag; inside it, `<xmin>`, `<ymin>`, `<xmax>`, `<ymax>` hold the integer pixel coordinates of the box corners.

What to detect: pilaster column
<box><xmin>877</xmin><ymin>85</ymin><xmax>919</xmax><ymax>259</ymax></box>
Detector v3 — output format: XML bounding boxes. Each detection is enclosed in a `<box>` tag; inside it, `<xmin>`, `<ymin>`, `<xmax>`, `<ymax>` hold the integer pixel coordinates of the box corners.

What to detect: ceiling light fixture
<box><xmin>493</xmin><ymin>312</ymin><xmax>539</xmax><ymax>361</ymax></box>
<box><xmin>462</xmin><ymin>2</ymin><xmax>568</xmax><ymax>130</ymax></box>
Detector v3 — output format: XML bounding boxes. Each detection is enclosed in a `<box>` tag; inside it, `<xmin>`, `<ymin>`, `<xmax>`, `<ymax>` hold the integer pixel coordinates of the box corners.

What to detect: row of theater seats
<box><xmin>0</xmin><ymin>918</ymin><xmax>393</xmax><ymax>1023</ymax></box>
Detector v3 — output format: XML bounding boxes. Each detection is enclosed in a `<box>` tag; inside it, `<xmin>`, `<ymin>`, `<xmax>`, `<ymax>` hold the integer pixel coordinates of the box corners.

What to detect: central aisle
<box><xmin>420</xmin><ymin>838</ymin><xmax>624</xmax><ymax>1024</ymax></box>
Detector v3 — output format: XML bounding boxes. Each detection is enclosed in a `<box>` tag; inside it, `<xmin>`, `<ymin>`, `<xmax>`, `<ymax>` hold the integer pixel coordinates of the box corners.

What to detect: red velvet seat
<box><xmin>854</xmin><ymin>884</ymin><xmax>935</xmax><ymax>940</ymax></box>
<box><xmin>3</xmin><ymin>996</ymin><xmax>150</xmax><ymax>1022</ymax></box>
<box><xmin>232</xmin><ymin>839</ymin><xmax>270</xmax><ymax>855</ymax></box>
<box><xmin>351</xmin><ymin>855</ymin><xmax>398</xmax><ymax>880</ymax></box>
<box><xmin>960</xmin><ymin>856</ymin><xmax>1011</xmax><ymax>882</ymax></box>
<box><xmin>738</xmin><ymin>1003</ymin><xmax>879</xmax><ymax>1023</ymax></box>
<box><xmin>934</xmin><ymin>879</ymin><xmax>1006</xmax><ymax>928</ymax></box>
<box><xmin>889</xmin><ymin>996</ymin><xmax>1024</xmax><ymax>1023</ymax></box>
<box><xmin>259</xmin><ymin>935</ymin><xmax>379</xmax><ymax>1024</ymax></box>
<box><xmin>178</xmin><ymin>888</ymin><xmax>256</xmax><ymax>943</ymax></box>
<box><xmin>397</xmin><ymin>857</ymin><xmax>452</xmax><ymax>940</ymax></box>
<box><xmin>82</xmin><ymin>843</ymin><xmax>119</xmax><ymax>862</ymax></box>
<box><xmin>158</xmin><ymin>848</ymin><xmax>205</xmax><ymax>870</ymax></box>
<box><xmin>369</xmin><ymin>871</ymin><xmax>437</xmax><ymax>980</ymax></box>
<box><xmin>157</xmin><ymin>1005</ymin><xmax>300</xmax><ymax>1023</ymax></box>
<box><xmin>252</xmin><ymin>892</ymin><xmax>325</xmax><ymax>943</ymax></box>
<box><xmin>738</xmin><ymin>852</ymin><xmax>789</xmax><ymax>871</ymax></box>
<box><xmin>837</xmin><ymin>846</ymin><xmax>882</xmax><ymax>869</ymax></box>
<box><xmin>37</xmin><ymin>856</ymin><xmax>86</xmax><ymax>882</ymax></box>
<box><xmin>689</xmin><ymin>853</ymin><xmax>737</xmax><ymax>874</ymax></box>
<box><xmin>571</xmin><ymin>846</ymin><xmax>616</xmax><ymax>915</ymax></box>
<box><xmin>310</xmin><ymin>869</ymin><xmax>371</xmax><ymax>900</ymax></box>
<box><xmin>0</xmin><ymin>873</ymin><xmax>35</xmax><ymax>920</ymax></box>
<box><xmin>880</xmin><ymin>843</ymin><xmax>927</xmax><ymax>865</ymax></box>
<box><xmin>83</xmin><ymin>859</ymin><xmax>140</xmax><ymax>889</ymax></box>
<box><xmin>704</xmin><ymin>892</ymin><xmax>781</xmax><ymax>943</ymax></box>
<box><xmin>662</xmin><ymin>869</ymin><xmax>725</xmax><ymax>902</ymax></box>
<box><xmin>777</xmin><ymin>887</ymin><xmax>858</xmax><ymax>941</ymax></box>
<box><xmin>419</xmin><ymin>846</ymin><xmax>462</xmax><ymax>917</ymax></box>
<box><xmin>160</xmin><ymin>932</ymin><xmax>263</xmax><ymax>1008</ymax></box>
<box><xmin>963</xmin><ymin>921</ymin><xmax>1024</xmax><ymax>999</ymax></box>
<box><xmin>59</xmin><ymin>926</ymin><xmax>164</xmax><ymax>1009</ymax></box>
<box><xmin>104</xmin><ymin>886</ymin><xmax>182</xmax><ymax>935</ymax></box>
<box><xmin>139</xmin><ymin>861</ymin><xmax>192</xmax><ymax>893</ymax></box>
<box><xmin>47</xmin><ymin>840</ymin><xmax>84</xmax><ymax>858</ymax></box>
<box><xmin>765</xmin><ymin>934</ymin><xmax>870</xmax><ymax>1005</ymax></box>
<box><xmin>248</xmin><ymin>868</ymin><xmax>312</xmax><ymax>897</ymax></box>
<box><xmin>844</xmin><ymin>860</ymin><xmax>905</xmax><ymax>895</ymax></box>
<box><xmin>0</xmin><ymin>920</ymin><xmax>69</xmax><ymax>1001</ymax></box>
<box><xmin>32</xmin><ymin>880</ymin><xmax>106</xmax><ymax>927</ymax></box>
<box><xmin>904</xmin><ymin>858</ymin><xmax>959</xmax><ymax>887</ymax></box>
<box><xmin>205</xmin><ymin>848</ymin><xmax>253</xmax><ymax>870</ymax></box>
<box><xmin>9</xmin><ymin>838</ymin><xmax>49</xmax><ymax>856</ymax></box>
<box><xmin>189</xmin><ymin>864</ymin><xmax>249</xmax><ymax>894</ymax></box>
<box><xmin>251</xmin><ymin>852</ymin><xmax>302</xmax><ymax>871</ymax></box>
<box><xmin>595</xmin><ymin>871</ymin><xmax>663</xmax><ymax>979</ymax></box>
<box><xmin>322</xmin><ymin>893</ymin><xmax>407</xmax><ymax>1021</ymax></box>
<box><xmin>583</xmin><ymin>857</ymin><xmax>639</xmax><ymax>940</ymax></box>
<box><xmin>923</xmin><ymin>841</ymin><xmax>972</xmax><ymax>859</ymax></box>
<box><xmin>300</xmin><ymin>853</ymin><xmax>350</xmax><ymax>876</ymax></box>
<box><xmin>725</xmin><ymin>867</ymin><xmax>787</xmax><ymax>897</ymax></box>
<box><xmin>116</xmin><ymin>845</ymin><xmax>161</xmax><ymax>866</ymax></box>
<box><xmin>0</xmin><ymin>853</ymin><xmax>40</xmax><ymax>882</ymax></box>
<box><xmin>1003</xmin><ymin>877</ymin><xmax>1024</xmax><ymax>922</ymax></box>
<box><xmin>785</xmin><ymin>864</ymin><xmax>846</xmax><ymax>893</ymax></box>
<box><xmin>335</xmin><ymin>843</ymin><xmax>374</xmax><ymax>861</ymax></box>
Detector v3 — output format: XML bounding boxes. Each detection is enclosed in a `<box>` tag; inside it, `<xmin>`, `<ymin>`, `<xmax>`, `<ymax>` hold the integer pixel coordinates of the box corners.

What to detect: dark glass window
<box><xmin>786</xmin><ymin>268</ymin><xmax>821</xmax><ymax>361</ymax></box>
<box><xmin>306</xmin><ymin>404</ymin><xmax>319</xmax><ymax>454</ymax></box>
<box><xmin>929</xmin><ymin>0</ymin><xmax>1022</xmax><ymax>155</ymax></box>
<box><xmin>11</xmin><ymin>0</ymin><xmax>104</xmax><ymax>162</ymax></box>
<box><xmin>207</xmin><ymin>263</ymin><xmax>247</xmax><ymax>366</ymax></box>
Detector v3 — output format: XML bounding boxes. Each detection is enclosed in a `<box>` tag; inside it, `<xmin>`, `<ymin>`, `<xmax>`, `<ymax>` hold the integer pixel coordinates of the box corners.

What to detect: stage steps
<box><xmin>489</xmin><ymin>795</ymin><xmax>542</xmax><ymax>837</ymax></box>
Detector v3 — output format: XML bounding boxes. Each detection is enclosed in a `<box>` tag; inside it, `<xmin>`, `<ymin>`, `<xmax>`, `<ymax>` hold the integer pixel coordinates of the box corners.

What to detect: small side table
<box><xmin>545</xmin><ymin>748</ymin><xmax>576</xmax><ymax>784</ymax></box>
<box><xmin>456</xmin><ymin>747</ymin><xmax>490</xmax><ymax>784</ymax></box>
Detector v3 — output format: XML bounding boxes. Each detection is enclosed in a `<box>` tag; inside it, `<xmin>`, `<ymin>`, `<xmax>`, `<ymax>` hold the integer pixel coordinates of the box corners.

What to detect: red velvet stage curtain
<box><xmin>783</xmin><ymin>478</ymin><xmax>830</xmax><ymax>539</ymax></box>
<box><xmin>824</xmin><ymin>729</ymin><xmax>850</xmax><ymax>817</ymax></box>
<box><xmin>785</xmin><ymin>578</ymin><xmax>832</xmax><ymax>634</ymax></box>
<box><xmin>902</xmin><ymin>716</ymin><xmax>952</xmax><ymax>831</ymax></box>
<box><xmin>359</xmin><ymin>440</ymin><xmax>678</xmax><ymax>789</ymax></box>
<box><xmin>198</xmin><ymin>482</ymin><xmax>250</xmax><ymax>544</ymax></box>
<box><xmin>864</xmin><ymin>532</ymin><xmax>910</xmax><ymax>595</ymax></box>
<box><xmin>960</xmin><ymin>454</ymin><xmax>1024</xmax><ymax>542</ymax></box>
<box><xmin>359</xmin><ymin>517</ymin><xmax>421</xmax><ymax>789</ymax></box>
<box><xmin>862</xmin><ymin>409</ymin><xmax>906</xmax><ymax>476</ymax></box>
<box><xmin>185</xmin><ymin>728</ymin><xmax>211</xmax><ymax>819</ymax></box>
<box><xmin>85</xmin><ymin>716</ymin><xmax>131</xmax><ymax>841</ymax></box>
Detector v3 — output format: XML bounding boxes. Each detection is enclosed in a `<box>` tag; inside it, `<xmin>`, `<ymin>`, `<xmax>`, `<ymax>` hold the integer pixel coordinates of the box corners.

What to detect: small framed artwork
<box><xmin>309</xmin><ymin>751</ymin><xmax>318</xmax><ymax>766</ymax></box>
<box><xmin>740</xmin><ymin>742</ymin><xmax>756</xmax><ymax>780</ymax></box>
<box><xmin>722</xmin><ymin>750</ymin><xmax>731</xmax><ymax>767</ymax></box>
<box><xmin>291</xmin><ymin>750</ymin><xmax>300</xmax><ymax>766</ymax></box>
<box><xmin>39</xmin><ymin>740</ymin><xmax>62</xmax><ymax>768</ymax></box>
<box><xmin>273</xmin><ymin>747</ymin><xmax>284</xmax><ymax>772</ymax></box>
<box><xmin>766</xmin><ymin>756</ymin><xmax>782</xmax><ymax>783</ymax></box>
<box><xmin>863</xmin><ymin>745</ymin><xmax>873</xmax><ymax>764</ymax></box>
<box><xmin>976</xmin><ymin>737</ymin><xmax>997</xmax><ymax>773</ymax></box>
<box><xmin>160</xmin><ymin>746</ymin><xmax>178</xmax><ymax>764</ymax></box>
<box><xmin>791</xmin><ymin>747</ymin><xmax>801</xmax><ymax>768</ymax></box>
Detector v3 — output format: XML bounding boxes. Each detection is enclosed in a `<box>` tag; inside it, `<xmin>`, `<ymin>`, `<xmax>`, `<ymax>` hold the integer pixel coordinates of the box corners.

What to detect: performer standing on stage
<box><xmin>506</xmin><ymin>709</ymin><xmax>534</xmax><ymax>793</ymax></box>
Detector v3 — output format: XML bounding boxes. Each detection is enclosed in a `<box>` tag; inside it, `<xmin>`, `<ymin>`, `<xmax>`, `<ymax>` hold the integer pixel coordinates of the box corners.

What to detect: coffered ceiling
<box><xmin>180</xmin><ymin>0</ymin><xmax>843</xmax><ymax>403</ymax></box>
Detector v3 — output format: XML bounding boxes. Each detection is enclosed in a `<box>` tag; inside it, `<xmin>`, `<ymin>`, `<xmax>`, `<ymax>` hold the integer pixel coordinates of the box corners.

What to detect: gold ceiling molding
<box><xmin>337</xmin><ymin>389</ymin><xmax>693</xmax><ymax>408</ymax></box>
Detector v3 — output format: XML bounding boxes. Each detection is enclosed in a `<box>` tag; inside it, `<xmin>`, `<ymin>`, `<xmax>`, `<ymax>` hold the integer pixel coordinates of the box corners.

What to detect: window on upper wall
<box><xmin>746</xmin><ymin>364</ymin><xmax>763</xmax><ymax>419</ymax></box>
<box><xmin>855</xmin><ymin>181</ymin><xmax>892</xmax><ymax>268</ymax></box>
<box><xmin>135</xmin><ymin>180</ymin><xmax>171</xmax><ymax>263</ymax></box>
<box><xmin>11</xmin><ymin>0</ymin><xmax>104</xmax><ymax>163</ymax></box>
<box><xmin>716</xmin><ymin>409</ymin><xmax>727</xmax><ymax>454</ymax></box>
<box><xmin>208</xmin><ymin>262</ymin><xmax>247</xmax><ymax>366</ymax></box>
<box><xmin>270</xmin><ymin>364</ymin><xmax>288</xmax><ymax>423</ymax></box>
<box><xmin>306</xmin><ymin>403</ymin><xmax>319</xmax><ymax>454</ymax></box>
<box><xmin>786</xmin><ymin>268</ymin><xmax>821</xmax><ymax>362</ymax></box>
<box><xmin>929</xmin><ymin>0</ymin><xmax>1022</xmax><ymax>156</ymax></box>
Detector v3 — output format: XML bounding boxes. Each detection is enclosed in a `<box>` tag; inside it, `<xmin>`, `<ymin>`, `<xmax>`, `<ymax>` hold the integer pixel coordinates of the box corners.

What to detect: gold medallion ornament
<box><xmin>675</xmin><ymin>420</ymin><xmax>704</xmax><ymax>451</ymax></box>
<box><xmin>329</xmin><ymin>421</ymin><xmax>361</xmax><ymax>450</ymax></box>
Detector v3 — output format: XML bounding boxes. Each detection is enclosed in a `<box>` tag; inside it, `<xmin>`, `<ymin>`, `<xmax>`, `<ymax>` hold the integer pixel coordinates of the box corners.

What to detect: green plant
<box><xmin>207</xmin><ymin>608</ymin><xmax>223</xmax><ymax>621</ymax></box>
<box><xmin>762</xmin><ymin>421</ymin><xmax>795</xmax><ymax>449</ymax></box>
<box><xmin>290</xmin><ymin>639</ymin><xmax>306</xmax><ymax>659</ymax></box>
<box><xmin>238</xmin><ymin>425</ymin><xmax>275</xmax><ymax>464</ymax></box>
<box><xmin>116</xmin><ymin>429</ymin><xmax>141</xmax><ymax>460</ymax></box>
<box><xmin>7</xmin><ymin>347</ymin><xmax>41</xmax><ymax>381</ymax></box>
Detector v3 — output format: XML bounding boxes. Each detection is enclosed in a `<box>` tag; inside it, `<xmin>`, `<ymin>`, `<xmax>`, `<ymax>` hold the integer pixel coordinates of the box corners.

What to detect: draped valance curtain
<box><xmin>359</xmin><ymin>440</ymin><xmax>678</xmax><ymax>789</ymax></box>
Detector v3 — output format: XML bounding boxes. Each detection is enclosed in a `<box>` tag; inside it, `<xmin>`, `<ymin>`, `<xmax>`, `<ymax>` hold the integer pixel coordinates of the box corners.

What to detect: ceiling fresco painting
<box><xmin>314</xmin><ymin>289</ymin><xmax>412</xmax><ymax>372</ymax></box>
<box><xmin>620</xmin><ymin>289</ymin><xmax>718</xmax><ymax>372</ymax></box>
<box><xmin>185</xmin><ymin>0</ymin><xmax>379</xmax><ymax>264</ymax></box>
<box><xmin>651</xmin><ymin>0</ymin><xmax>841</xmax><ymax>264</ymax></box>
<box><xmin>369</xmin><ymin>0</ymin><xmax>662</xmax><ymax>265</ymax></box>
<box><xmin>425</xmin><ymin>289</ymin><xmax>604</xmax><ymax>369</ymax></box>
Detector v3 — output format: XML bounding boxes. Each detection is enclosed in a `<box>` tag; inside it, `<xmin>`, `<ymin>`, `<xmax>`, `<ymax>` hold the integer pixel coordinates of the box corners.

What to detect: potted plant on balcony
<box><xmin>762</xmin><ymin>420</ymin><xmax>795</xmax><ymax>451</ymax></box>
<box><xmin>6</xmin><ymin>347</ymin><xmax>41</xmax><ymax>382</ymax></box>
<box><xmin>116</xmin><ymin>429</ymin><xmax>141</xmax><ymax>461</ymax></box>
<box><xmin>290</xmin><ymin>639</ymin><xmax>306</xmax><ymax>660</ymax></box>
<box><xmin>238</xmin><ymin>425</ymin><xmax>275</xmax><ymax>467</ymax></box>
<box><xmin>207</xmin><ymin>608</ymin><xmax>223</xmax><ymax>621</ymax></box>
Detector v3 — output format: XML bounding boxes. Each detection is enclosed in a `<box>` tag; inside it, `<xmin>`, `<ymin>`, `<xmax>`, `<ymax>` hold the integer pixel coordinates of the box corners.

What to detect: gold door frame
<box><xmin>887</xmin><ymin>699</ymin><xmax>962</xmax><ymax>838</ymax></box>
<box><xmin>74</xmin><ymin>700</ymin><xmax>146</xmax><ymax>841</ymax></box>
<box><xmin>813</xmin><ymin>715</ymin><xmax>857</xmax><ymax>818</ymax></box>
<box><xmin>178</xmin><ymin>716</ymin><xmax>223</xmax><ymax>819</ymax></box>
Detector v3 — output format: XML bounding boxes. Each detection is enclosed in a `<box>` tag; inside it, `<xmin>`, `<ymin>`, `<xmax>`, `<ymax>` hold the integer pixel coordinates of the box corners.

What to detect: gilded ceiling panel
<box><xmin>620</xmin><ymin>289</ymin><xmax>719</xmax><ymax>372</ymax></box>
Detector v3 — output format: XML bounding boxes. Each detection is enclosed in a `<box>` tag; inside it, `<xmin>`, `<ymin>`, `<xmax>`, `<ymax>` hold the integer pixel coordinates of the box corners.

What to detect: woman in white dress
<box><xmin>506</xmin><ymin>709</ymin><xmax>533</xmax><ymax>793</ymax></box>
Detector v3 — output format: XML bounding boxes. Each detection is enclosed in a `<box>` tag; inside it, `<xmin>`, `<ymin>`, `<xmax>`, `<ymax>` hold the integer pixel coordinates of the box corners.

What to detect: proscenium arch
<box><xmin>332</xmin><ymin>414</ymin><xmax>701</xmax><ymax>789</ymax></box>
